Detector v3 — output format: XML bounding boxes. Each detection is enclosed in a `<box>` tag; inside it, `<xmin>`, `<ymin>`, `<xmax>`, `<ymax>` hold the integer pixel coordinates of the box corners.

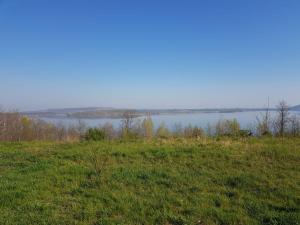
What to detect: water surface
<box><xmin>39</xmin><ymin>111</ymin><xmax>300</xmax><ymax>131</ymax></box>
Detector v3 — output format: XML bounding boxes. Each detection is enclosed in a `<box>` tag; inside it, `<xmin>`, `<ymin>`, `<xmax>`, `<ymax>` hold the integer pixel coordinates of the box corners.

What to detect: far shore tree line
<box><xmin>0</xmin><ymin>101</ymin><xmax>299</xmax><ymax>142</ymax></box>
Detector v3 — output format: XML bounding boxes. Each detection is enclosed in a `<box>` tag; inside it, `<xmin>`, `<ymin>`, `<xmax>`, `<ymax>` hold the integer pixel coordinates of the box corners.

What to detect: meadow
<box><xmin>0</xmin><ymin>137</ymin><xmax>299</xmax><ymax>225</ymax></box>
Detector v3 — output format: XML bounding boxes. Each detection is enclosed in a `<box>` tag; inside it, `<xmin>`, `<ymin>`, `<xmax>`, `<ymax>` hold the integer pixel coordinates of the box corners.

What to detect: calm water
<box><xmin>40</xmin><ymin>111</ymin><xmax>300</xmax><ymax>131</ymax></box>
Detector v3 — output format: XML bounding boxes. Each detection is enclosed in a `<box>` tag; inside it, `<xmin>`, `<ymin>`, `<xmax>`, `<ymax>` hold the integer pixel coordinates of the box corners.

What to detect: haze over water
<box><xmin>40</xmin><ymin>111</ymin><xmax>300</xmax><ymax>131</ymax></box>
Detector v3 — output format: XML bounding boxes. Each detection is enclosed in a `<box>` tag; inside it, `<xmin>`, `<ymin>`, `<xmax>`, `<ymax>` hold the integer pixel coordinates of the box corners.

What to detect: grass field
<box><xmin>0</xmin><ymin>138</ymin><xmax>299</xmax><ymax>225</ymax></box>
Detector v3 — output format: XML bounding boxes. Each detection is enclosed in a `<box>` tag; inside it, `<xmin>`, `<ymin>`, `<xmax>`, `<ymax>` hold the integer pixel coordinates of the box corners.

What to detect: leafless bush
<box><xmin>142</xmin><ymin>116</ymin><xmax>154</xmax><ymax>139</ymax></box>
<box><xmin>273</xmin><ymin>101</ymin><xmax>290</xmax><ymax>136</ymax></box>
<box><xmin>90</xmin><ymin>152</ymin><xmax>108</xmax><ymax>174</ymax></box>
<box><xmin>205</xmin><ymin>123</ymin><xmax>214</xmax><ymax>136</ymax></box>
<box><xmin>256</xmin><ymin>111</ymin><xmax>272</xmax><ymax>136</ymax></box>
<box><xmin>121</xmin><ymin>111</ymin><xmax>136</xmax><ymax>139</ymax></box>
<box><xmin>101</xmin><ymin>122</ymin><xmax>117</xmax><ymax>140</ymax></box>
<box><xmin>184</xmin><ymin>124</ymin><xmax>205</xmax><ymax>138</ymax></box>
<box><xmin>156</xmin><ymin>122</ymin><xmax>170</xmax><ymax>138</ymax></box>
<box><xmin>173</xmin><ymin>123</ymin><xmax>183</xmax><ymax>137</ymax></box>
<box><xmin>215</xmin><ymin>119</ymin><xmax>240</xmax><ymax>137</ymax></box>
<box><xmin>288</xmin><ymin>115</ymin><xmax>300</xmax><ymax>137</ymax></box>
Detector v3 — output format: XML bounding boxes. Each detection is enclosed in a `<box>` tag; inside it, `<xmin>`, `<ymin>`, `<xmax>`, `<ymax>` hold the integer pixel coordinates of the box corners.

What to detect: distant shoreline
<box><xmin>21</xmin><ymin>107</ymin><xmax>293</xmax><ymax>119</ymax></box>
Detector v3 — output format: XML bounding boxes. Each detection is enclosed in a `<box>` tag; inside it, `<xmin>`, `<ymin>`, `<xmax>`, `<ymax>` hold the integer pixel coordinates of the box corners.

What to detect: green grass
<box><xmin>0</xmin><ymin>138</ymin><xmax>299</xmax><ymax>225</ymax></box>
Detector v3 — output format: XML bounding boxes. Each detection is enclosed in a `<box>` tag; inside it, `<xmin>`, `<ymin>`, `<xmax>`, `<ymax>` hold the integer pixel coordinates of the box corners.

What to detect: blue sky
<box><xmin>0</xmin><ymin>0</ymin><xmax>299</xmax><ymax>110</ymax></box>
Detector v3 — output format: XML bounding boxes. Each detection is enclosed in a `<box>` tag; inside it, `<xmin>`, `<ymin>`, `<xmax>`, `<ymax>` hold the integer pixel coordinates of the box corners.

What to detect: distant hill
<box><xmin>23</xmin><ymin>107</ymin><xmax>116</xmax><ymax>118</ymax></box>
<box><xmin>24</xmin><ymin>107</ymin><xmax>115</xmax><ymax>114</ymax></box>
<box><xmin>291</xmin><ymin>105</ymin><xmax>300</xmax><ymax>111</ymax></box>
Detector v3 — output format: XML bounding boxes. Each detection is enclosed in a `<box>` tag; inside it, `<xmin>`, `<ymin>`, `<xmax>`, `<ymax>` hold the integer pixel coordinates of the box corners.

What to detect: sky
<box><xmin>0</xmin><ymin>0</ymin><xmax>300</xmax><ymax>110</ymax></box>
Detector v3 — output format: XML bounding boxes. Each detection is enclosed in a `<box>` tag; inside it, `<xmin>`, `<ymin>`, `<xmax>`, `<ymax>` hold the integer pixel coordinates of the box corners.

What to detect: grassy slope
<box><xmin>0</xmin><ymin>138</ymin><xmax>299</xmax><ymax>225</ymax></box>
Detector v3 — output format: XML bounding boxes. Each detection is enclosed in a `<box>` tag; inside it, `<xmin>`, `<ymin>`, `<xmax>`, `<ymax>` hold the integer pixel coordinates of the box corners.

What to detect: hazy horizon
<box><xmin>1</xmin><ymin>0</ymin><xmax>300</xmax><ymax>110</ymax></box>
<box><xmin>4</xmin><ymin>102</ymin><xmax>300</xmax><ymax>112</ymax></box>
<box><xmin>1</xmin><ymin>97</ymin><xmax>299</xmax><ymax>112</ymax></box>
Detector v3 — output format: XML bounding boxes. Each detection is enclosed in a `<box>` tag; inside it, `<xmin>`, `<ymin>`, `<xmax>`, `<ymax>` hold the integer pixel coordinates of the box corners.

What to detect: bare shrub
<box><xmin>288</xmin><ymin>115</ymin><xmax>300</xmax><ymax>137</ymax></box>
<box><xmin>89</xmin><ymin>151</ymin><xmax>109</xmax><ymax>186</ymax></box>
<box><xmin>274</xmin><ymin>101</ymin><xmax>290</xmax><ymax>136</ymax></box>
<box><xmin>142</xmin><ymin>116</ymin><xmax>154</xmax><ymax>139</ymax></box>
<box><xmin>156</xmin><ymin>122</ymin><xmax>170</xmax><ymax>138</ymax></box>
<box><xmin>173</xmin><ymin>123</ymin><xmax>183</xmax><ymax>138</ymax></box>
<box><xmin>206</xmin><ymin>123</ymin><xmax>214</xmax><ymax>137</ymax></box>
<box><xmin>215</xmin><ymin>119</ymin><xmax>240</xmax><ymax>137</ymax></box>
<box><xmin>256</xmin><ymin>111</ymin><xmax>272</xmax><ymax>136</ymax></box>
<box><xmin>121</xmin><ymin>111</ymin><xmax>136</xmax><ymax>139</ymax></box>
<box><xmin>184</xmin><ymin>124</ymin><xmax>205</xmax><ymax>138</ymax></box>
<box><xmin>101</xmin><ymin>122</ymin><xmax>116</xmax><ymax>140</ymax></box>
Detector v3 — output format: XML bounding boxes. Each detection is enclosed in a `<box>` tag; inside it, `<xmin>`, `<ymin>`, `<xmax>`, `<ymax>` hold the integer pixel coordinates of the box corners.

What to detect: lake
<box><xmin>39</xmin><ymin>111</ymin><xmax>300</xmax><ymax>131</ymax></box>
